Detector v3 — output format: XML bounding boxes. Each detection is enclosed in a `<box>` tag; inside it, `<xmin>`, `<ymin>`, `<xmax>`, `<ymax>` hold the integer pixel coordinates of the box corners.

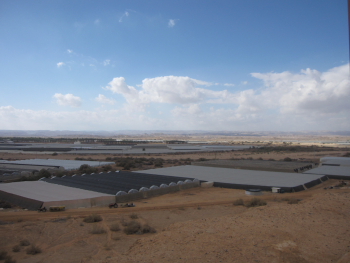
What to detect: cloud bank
<box><xmin>53</xmin><ymin>93</ymin><xmax>82</xmax><ymax>107</ymax></box>
<box><xmin>1</xmin><ymin>64</ymin><xmax>349</xmax><ymax>131</ymax></box>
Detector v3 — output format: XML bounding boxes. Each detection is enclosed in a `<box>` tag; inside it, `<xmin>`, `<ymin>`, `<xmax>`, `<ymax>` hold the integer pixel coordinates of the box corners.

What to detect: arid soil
<box><xmin>0</xmin><ymin>179</ymin><xmax>349</xmax><ymax>263</ymax></box>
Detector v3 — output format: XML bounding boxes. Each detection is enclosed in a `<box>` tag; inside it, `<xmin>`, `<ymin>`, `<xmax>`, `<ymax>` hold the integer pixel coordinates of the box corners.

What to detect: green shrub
<box><xmin>83</xmin><ymin>214</ymin><xmax>102</xmax><ymax>223</ymax></box>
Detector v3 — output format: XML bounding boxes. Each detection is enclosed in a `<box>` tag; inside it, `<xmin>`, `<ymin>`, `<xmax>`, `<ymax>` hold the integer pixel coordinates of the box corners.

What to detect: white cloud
<box><xmin>67</xmin><ymin>49</ymin><xmax>73</xmax><ymax>54</ymax></box>
<box><xmin>94</xmin><ymin>19</ymin><xmax>100</xmax><ymax>25</ymax></box>
<box><xmin>250</xmin><ymin>63</ymin><xmax>350</xmax><ymax>115</ymax></box>
<box><xmin>53</xmin><ymin>93</ymin><xmax>82</xmax><ymax>107</ymax></box>
<box><xmin>168</xmin><ymin>19</ymin><xmax>176</xmax><ymax>27</ymax></box>
<box><xmin>241</xmin><ymin>81</ymin><xmax>248</xmax><ymax>85</ymax></box>
<box><xmin>224</xmin><ymin>83</ymin><xmax>235</xmax><ymax>87</ymax></box>
<box><xmin>95</xmin><ymin>94</ymin><xmax>115</xmax><ymax>105</ymax></box>
<box><xmin>104</xmin><ymin>76</ymin><xmax>231</xmax><ymax>105</ymax></box>
<box><xmin>119</xmin><ymin>11</ymin><xmax>129</xmax><ymax>22</ymax></box>
<box><xmin>57</xmin><ymin>62</ymin><xmax>65</xmax><ymax>68</ymax></box>
<box><xmin>103</xmin><ymin>59</ymin><xmax>110</xmax><ymax>66</ymax></box>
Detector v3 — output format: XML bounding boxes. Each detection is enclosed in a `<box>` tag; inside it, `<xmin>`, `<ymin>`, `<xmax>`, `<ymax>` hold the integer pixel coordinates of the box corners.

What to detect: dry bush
<box><xmin>26</xmin><ymin>245</ymin><xmax>42</xmax><ymax>255</ymax></box>
<box><xmin>110</xmin><ymin>223</ymin><xmax>121</xmax><ymax>232</ymax></box>
<box><xmin>20</xmin><ymin>239</ymin><xmax>30</xmax><ymax>246</ymax></box>
<box><xmin>5</xmin><ymin>256</ymin><xmax>16</xmax><ymax>263</ymax></box>
<box><xmin>130</xmin><ymin>213</ymin><xmax>138</xmax><ymax>219</ymax></box>
<box><xmin>90</xmin><ymin>225</ymin><xmax>106</xmax><ymax>234</ymax></box>
<box><xmin>142</xmin><ymin>224</ymin><xmax>156</xmax><ymax>234</ymax></box>
<box><xmin>120</xmin><ymin>218</ymin><xmax>128</xmax><ymax>227</ymax></box>
<box><xmin>233</xmin><ymin>199</ymin><xmax>244</xmax><ymax>206</ymax></box>
<box><xmin>123</xmin><ymin>221</ymin><xmax>141</xmax><ymax>235</ymax></box>
<box><xmin>12</xmin><ymin>245</ymin><xmax>20</xmax><ymax>252</ymax></box>
<box><xmin>245</xmin><ymin>198</ymin><xmax>267</xmax><ymax>208</ymax></box>
<box><xmin>0</xmin><ymin>251</ymin><xmax>8</xmax><ymax>260</ymax></box>
<box><xmin>288</xmin><ymin>198</ymin><xmax>299</xmax><ymax>204</ymax></box>
<box><xmin>83</xmin><ymin>214</ymin><xmax>102</xmax><ymax>223</ymax></box>
<box><xmin>112</xmin><ymin>236</ymin><xmax>121</xmax><ymax>241</ymax></box>
<box><xmin>178</xmin><ymin>206</ymin><xmax>185</xmax><ymax>211</ymax></box>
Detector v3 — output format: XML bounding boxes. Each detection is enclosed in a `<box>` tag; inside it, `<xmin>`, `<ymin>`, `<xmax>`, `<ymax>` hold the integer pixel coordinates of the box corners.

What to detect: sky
<box><xmin>0</xmin><ymin>0</ymin><xmax>349</xmax><ymax>132</ymax></box>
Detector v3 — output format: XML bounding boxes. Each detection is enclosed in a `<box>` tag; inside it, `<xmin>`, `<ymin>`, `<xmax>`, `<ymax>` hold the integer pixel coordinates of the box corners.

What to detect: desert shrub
<box><xmin>110</xmin><ymin>223</ymin><xmax>120</xmax><ymax>232</ymax></box>
<box><xmin>130</xmin><ymin>213</ymin><xmax>138</xmax><ymax>219</ymax></box>
<box><xmin>284</xmin><ymin>157</ymin><xmax>292</xmax><ymax>162</ymax></box>
<box><xmin>83</xmin><ymin>214</ymin><xmax>102</xmax><ymax>223</ymax></box>
<box><xmin>37</xmin><ymin>169</ymin><xmax>51</xmax><ymax>178</ymax></box>
<box><xmin>343</xmin><ymin>152</ymin><xmax>350</xmax><ymax>157</ymax></box>
<box><xmin>20</xmin><ymin>239</ymin><xmax>30</xmax><ymax>246</ymax></box>
<box><xmin>52</xmin><ymin>152</ymin><xmax>58</xmax><ymax>156</ymax></box>
<box><xmin>102</xmin><ymin>165</ymin><xmax>112</xmax><ymax>172</ymax></box>
<box><xmin>112</xmin><ymin>236</ymin><xmax>121</xmax><ymax>241</ymax></box>
<box><xmin>287</xmin><ymin>198</ymin><xmax>299</xmax><ymax>204</ymax></box>
<box><xmin>90</xmin><ymin>225</ymin><xmax>106</xmax><ymax>234</ymax></box>
<box><xmin>268</xmin><ymin>158</ymin><xmax>275</xmax><ymax>161</ymax></box>
<box><xmin>0</xmin><ymin>251</ymin><xmax>8</xmax><ymax>260</ymax></box>
<box><xmin>78</xmin><ymin>164</ymin><xmax>97</xmax><ymax>174</ymax></box>
<box><xmin>123</xmin><ymin>221</ymin><xmax>141</xmax><ymax>235</ymax></box>
<box><xmin>197</xmin><ymin>158</ymin><xmax>207</xmax><ymax>162</ymax></box>
<box><xmin>233</xmin><ymin>198</ymin><xmax>244</xmax><ymax>206</ymax></box>
<box><xmin>245</xmin><ymin>198</ymin><xmax>267</xmax><ymax>208</ymax></box>
<box><xmin>142</xmin><ymin>224</ymin><xmax>156</xmax><ymax>234</ymax></box>
<box><xmin>258</xmin><ymin>157</ymin><xmax>263</xmax><ymax>160</ymax></box>
<box><xmin>120</xmin><ymin>218</ymin><xmax>128</xmax><ymax>227</ymax></box>
<box><xmin>178</xmin><ymin>206</ymin><xmax>185</xmax><ymax>211</ymax></box>
<box><xmin>105</xmin><ymin>157</ymin><xmax>112</xmax><ymax>161</ymax></box>
<box><xmin>5</xmin><ymin>256</ymin><xmax>16</xmax><ymax>263</ymax></box>
<box><xmin>26</xmin><ymin>245</ymin><xmax>41</xmax><ymax>255</ymax></box>
<box><xmin>12</xmin><ymin>245</ymin><xmax>20</xmax><ymax>252</ymax></box>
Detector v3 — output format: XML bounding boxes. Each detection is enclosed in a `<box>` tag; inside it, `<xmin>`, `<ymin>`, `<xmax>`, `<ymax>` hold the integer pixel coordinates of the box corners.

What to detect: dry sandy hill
<box><xmin>0</xmin><ymin>179</ymin><xmax>349</xmax><ymax>263</ymax></box>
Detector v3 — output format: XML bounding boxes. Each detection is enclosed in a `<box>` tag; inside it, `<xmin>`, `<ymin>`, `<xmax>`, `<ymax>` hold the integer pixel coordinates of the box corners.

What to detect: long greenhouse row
<box><xmin>41</xmin><ymin>171</ymin><xmax>195</xmax><ymax>195</ymax></box>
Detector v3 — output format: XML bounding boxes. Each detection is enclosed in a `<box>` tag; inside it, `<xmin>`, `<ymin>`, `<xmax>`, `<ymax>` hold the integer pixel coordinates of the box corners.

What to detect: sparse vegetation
<box><xmin>20</xmin><ymin>239</ymin><xmax>30</xmax><ymax>246</ymax></box>
<box><xmin>245</xmin><ymin>198</ymin><xmax>267</xmax><ymax>208</ymax></box>
<box><xmin>123</xmin><ymin>221</ymin><xmax>141</xmax><ymax>235</ymax></box>
<box><xmin>26</xmin><ymin>245</ymin><xmax>42</xmax><ymax>255</ymax></box>
<box><xmin>110</xmin><ymin>223</ymin><xmax>121</xmax><ymax>232</ymax></box>
<box><xmin>12</xmin><ymin>245</ymin><xmax>20</xmax><ymax>252</ymax></box>
<box><xmin>5</xmin><ymin>256</ymin><xmax>16</xmax><ymax>263</ymax></box>
<box><xmin>142</xmin><ymin>224</ymin><xmax>156</xmax><ymax>234</ymax></box>
<box><xmin>130</xmin><ymin>213</ymin><xmax>138</xmax><ymax>219</ymax></box>
<box><xmin>90</xmin><ymin>225</ymin><xmax>106</xmax><ymax>234</ymax></box>
<box><xmin>233</xmin><ymin>198</ymin><xmax>244</xmax><ymax>206</ymax></box>
<box><xmin>0</xmin><ymin>251</ymin><xmax>8</xmax><ymax>260</ymax></box>
<box><xmin>287</xmin><ymin>198</ymin><xmax>300</xmax><ymax>204</ymax></box>
<box><xmin>83</xmin><ymin>214</ymin><xmax>102</xmax><ymax>223</ymax></box>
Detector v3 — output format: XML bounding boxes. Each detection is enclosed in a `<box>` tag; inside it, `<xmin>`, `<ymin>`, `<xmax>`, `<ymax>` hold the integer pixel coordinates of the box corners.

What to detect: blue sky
<box><xmin>0</xmin><ymin>0</ymin><xmax>349</xmax><ymax>131</ymax></box>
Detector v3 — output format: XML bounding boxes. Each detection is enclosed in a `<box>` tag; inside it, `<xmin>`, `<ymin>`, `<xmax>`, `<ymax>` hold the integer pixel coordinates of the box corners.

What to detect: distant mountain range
<box><xmin>0</xmin><ymin>130</ymin><xmax>349</xmax><ymax>137</ymax></box>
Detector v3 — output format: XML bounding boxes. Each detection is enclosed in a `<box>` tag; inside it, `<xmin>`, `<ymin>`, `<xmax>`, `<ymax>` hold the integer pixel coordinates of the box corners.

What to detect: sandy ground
<box><xmin>0</xmin><ymin>179</ymin><xmax>350</xmax><ymax>263</ymax></box>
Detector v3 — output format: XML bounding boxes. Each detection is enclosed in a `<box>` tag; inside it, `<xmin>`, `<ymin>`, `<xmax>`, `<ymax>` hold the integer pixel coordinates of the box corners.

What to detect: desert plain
<box><xmin>0</xmin><ymin>135</ymin><xmax>349</xmax><ymax>263</ymax></box>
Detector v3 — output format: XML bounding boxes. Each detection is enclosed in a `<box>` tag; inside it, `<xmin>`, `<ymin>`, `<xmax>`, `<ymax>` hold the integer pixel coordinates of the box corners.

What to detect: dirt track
<box><xmin>0</xmin><ymin>179</ymin><xmax>350</xmax><ymax>263</ymax></box>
